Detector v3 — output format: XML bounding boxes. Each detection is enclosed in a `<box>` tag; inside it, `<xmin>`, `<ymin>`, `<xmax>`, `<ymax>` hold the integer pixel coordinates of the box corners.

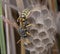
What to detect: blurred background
<box><xmin>0</xmin><ymin>0</ymin><xmax>60</xmax><ymax>54</ymax></box>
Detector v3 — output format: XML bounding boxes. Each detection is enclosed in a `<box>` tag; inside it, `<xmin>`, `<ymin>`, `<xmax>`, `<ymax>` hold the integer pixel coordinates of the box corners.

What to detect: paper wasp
<box><xmin>2</xmin><ymin>9</ymin><xmax>32</xmax><ymax>45</ymax></box>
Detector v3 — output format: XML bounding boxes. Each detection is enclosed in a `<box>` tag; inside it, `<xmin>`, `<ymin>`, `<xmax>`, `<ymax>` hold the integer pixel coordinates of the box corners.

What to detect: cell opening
<box><xmin>47</xmin><ymin>43</ymin><xmax>53</xmax><ymax>48</ymax></box>
<box><xmin>27</xmin><ymin>17</ymin><xmax>36</xmax><ymax>24</ymax></box>
<box><xmin>44</xmin><ymin>19</ymin><xmax>51</xmax><ymax>27</ymax></box>
<box><xmin>32</xmin><ymin>11</ymin><xmax>40</xmax><ymax>18</ymax></box>
<box><xmin>30</xmin><ymin>29</ymin><xmax>38</xmax><ymax>36</ymax></box>
<box><xmin>36</xmin><ymin>46</ymin><xmax>44</xmax><ymax>52</ymax></box>
<box><xmin>39</xmin><ymin>31</ymin><xmax>46</xmax><ymax>39</ymax></box>
<box><xmin>33</xmin><ymin>39</ymin><xmax>41</xmax><ymax>45</ymax></box>
<box><xmin>30</xmin><ymin>51</ymin><xmax>36</xmax><ymax>54</ymax></box>
<box><xmin>48</xmin><ymin>27</ymin><xmax>56</xmax><ymax>35</ymax></box>
<box><xmin>41</xmin><ymin>9</ymin><xmax>48</xmax><ymax>15</ymax></box>
<box><xmin>35</xmin><ymin>23</ymin><xmax>43</xmax><ymax>29</ymax></box>
<box><xmin>42</xmin><ymin>38</ymin><xmax>50</xmax><ymax>44</ymax></box>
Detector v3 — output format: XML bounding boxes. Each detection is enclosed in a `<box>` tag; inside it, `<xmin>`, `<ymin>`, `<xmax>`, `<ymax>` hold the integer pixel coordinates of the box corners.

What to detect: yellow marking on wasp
<box><xmin>26</xmin><ymin>32</ymin><xmax>31</xmax><ymax>36</ymax></box>
<box><xmin>25</xmin><ymin>38</ymin><xmax>31</xmax><ymax>44</ymax></box>
<box><xmin>22</xmin><ymin>9</ymin><xmax>31</xmax><ymax>18</ymax></box>
<box><xmin>26</xmin><ymin>24</ymin><xmax>32</xmax><ymax>27</ymax></box>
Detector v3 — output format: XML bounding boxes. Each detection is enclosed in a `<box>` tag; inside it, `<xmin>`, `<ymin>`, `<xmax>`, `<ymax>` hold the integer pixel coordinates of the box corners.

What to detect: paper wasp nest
<box><xmin>25</xmin><ymin>6</ymin><xmax>56</xmax><ymax>54</ymax></box>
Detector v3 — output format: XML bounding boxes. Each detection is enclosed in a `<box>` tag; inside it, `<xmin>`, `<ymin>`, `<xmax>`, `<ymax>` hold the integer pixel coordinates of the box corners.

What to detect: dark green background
<box><xmin>0</xmin><ymin>0</ymin><xmax>6</xmax><ymax>54</ymax></box>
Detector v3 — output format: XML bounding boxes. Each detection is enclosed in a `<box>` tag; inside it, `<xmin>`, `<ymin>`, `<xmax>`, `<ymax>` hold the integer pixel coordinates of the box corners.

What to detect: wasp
<box><xmin>2</xmin><ymin>9</ymin><xmax>32</xmax><ymax>45</ymax></box>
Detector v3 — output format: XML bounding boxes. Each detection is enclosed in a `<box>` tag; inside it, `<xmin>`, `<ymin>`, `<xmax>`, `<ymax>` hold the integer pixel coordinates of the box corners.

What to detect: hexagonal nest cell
<box><xmin>44</xmin><ymin>18</ymin><xmax>52</xmax><ymax>27</ymax></box>
<box><xmin>35</xmin><ymin>23</ymin><xmax>43</xmax><ymax>29</ymax></box>
<box><xmin>39</xmin><ymin>31</ymin><xmax>47</xmax><ymax>39</ymax></box>
<box><xmin>30</xmin><ymin>29</ymin><xmax>38</xmax><ymax>36</ymax></box>
<box><xmin>47</xmin><ymin>27</ymin><xmax>56</xmax><ymax>35</ymax></box>
<box><xmin>27</xmin><ymin>17</ymin><xmax>36</xmax><ymax>24</ymax></box>
<box><xmin>42</xmin><ymin>49</ymin><xmax>47</xmax><ymax>54</ymax></box>
<box><xmin>31</xmin><ymin>11</ymin><xmax>41</xmax><ymax>18</ymax></box>
<box><xmin>46</xmin><ymin>42</ymin><xmax>53</xmax><ymax>49</ymax></box>
<box><xmin>30</xmin><ymin>51</ymin><xmax>36</xmax><ymax>54</ymax></box>
<box><xmin>36</xmin><ymin>46</ymin><xmax>44</xmax><ymax>52</ymax></box>
<box><xmin>41</xmin><ymin>9</ymin><xmax>48</xmax><ymax>15</ymax></box>
<box><xmin>42</xmin><ymin>38</ymin><xmax>50</xmax><ymax>45</ymax></box>
<box><xmin>33</xmin><ymin>39</ymin><xmax>41</xmax><ymax>45</ymax></box>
